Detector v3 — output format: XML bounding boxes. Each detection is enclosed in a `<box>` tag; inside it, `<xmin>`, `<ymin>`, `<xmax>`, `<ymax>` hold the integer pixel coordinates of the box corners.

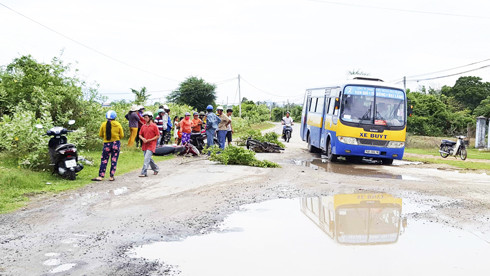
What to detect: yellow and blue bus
<box><xmin>300</xmin><ymin>76</ymin><xmax>407</xmax><ymax>165</ymax></box>
<box><xmin>300</xmin><ymin>193</ymin><xmax>404</xmax><ymax>245</ymax></box>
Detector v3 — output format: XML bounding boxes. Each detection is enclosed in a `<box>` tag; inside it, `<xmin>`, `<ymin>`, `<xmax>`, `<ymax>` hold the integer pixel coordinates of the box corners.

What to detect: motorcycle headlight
<box><xmin>338</xmin><ymin>136</ymin><xmax>358</xmax><ymax>145</ymax></box>
<box><xmin>387</xmin><ymin>141</ymin><xmax>405</xmax><ymax>148</ymax></box>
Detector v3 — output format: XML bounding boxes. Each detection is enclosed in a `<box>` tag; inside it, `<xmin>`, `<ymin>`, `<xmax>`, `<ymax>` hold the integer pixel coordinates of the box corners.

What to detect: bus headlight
<box><xmin>387</xmin><ymin>141</ymin><xmax>405</xmax><ymax>148</ymax></box>
<box><xmin>338</xmin><ymin>136</ymin><xmax>358</xmax><ymax>145</ymax></box>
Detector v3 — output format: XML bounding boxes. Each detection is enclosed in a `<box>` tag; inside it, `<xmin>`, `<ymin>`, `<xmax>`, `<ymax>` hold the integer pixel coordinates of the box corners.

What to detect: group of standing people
<box><xmin>91</xmin><ymin>104</ymin><xmax>234</xmax><ymax>182</ymax></box>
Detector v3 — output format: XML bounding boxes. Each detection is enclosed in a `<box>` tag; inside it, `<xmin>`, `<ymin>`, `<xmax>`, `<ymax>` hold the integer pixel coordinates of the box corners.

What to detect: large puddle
<box><xmin>294</xmin><ymin>158</ymin><xmax>424</xmax><ymax>180</ymax></box>
<box><xmin>130</xmin><ymin>194</ymin><xmax>490</xmax><ymax>275</ymax></box>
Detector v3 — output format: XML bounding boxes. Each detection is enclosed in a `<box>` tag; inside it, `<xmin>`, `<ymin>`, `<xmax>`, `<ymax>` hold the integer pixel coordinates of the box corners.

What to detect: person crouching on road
<box><xmin>139</xmin><ymin>112</ymin><xmax>160</xmax><ymax>177</ymax></box>
<box><xmin>205</xmin><ymin>105</ymin><xmax>220</xmax><ymax>148</ymax></box>
<box><xmin>216</xmin><ymin>106</ymin><xmax>230</xmax><ymax>149</ymax></box>
<box><xmin>92</xmin><ymin>110</ymin><xmax>124</xmax><ymax>182</ymax></box>
<box><xmin>180</xmin><ymin>112</ymin><xmax>192</xmax><ymax>145</ymax></box>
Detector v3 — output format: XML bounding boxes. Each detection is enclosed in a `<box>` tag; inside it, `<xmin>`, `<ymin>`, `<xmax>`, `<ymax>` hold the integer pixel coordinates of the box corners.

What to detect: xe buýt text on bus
<box><xmin>300</xmin><ymin>76</ymin><xmax>409</xmax><ymax>165</ymax></box>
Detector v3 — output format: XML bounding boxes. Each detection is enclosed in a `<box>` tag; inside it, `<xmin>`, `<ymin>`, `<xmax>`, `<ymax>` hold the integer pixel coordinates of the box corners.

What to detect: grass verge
<box><xmin>403</xmin><ymin>155</ymin><xmax>490</xmax><ymax>172</ymax></box>
<box><xmin>405</xmin><ymin>148</ymin><xmax>490</xmax><ymax>160</ymax></box>
<box><xmin>0</xmin><ymin>142</ymin><xmax>173</xmax><ymax>214</ymax></box>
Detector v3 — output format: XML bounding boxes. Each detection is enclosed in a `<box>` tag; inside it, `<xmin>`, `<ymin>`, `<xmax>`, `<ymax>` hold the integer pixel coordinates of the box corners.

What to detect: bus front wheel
<box><xmin>326</xmin><ymin>140</ymin><xmax>337</xmax><ymax>162</ymax></box>
<box><xmin>381</xmin><ymin>158</ymin><xmax>393</xmax><ymax>165</ymax></box>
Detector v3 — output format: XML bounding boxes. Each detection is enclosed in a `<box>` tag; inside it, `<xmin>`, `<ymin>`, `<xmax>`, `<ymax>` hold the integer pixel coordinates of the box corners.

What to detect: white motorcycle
<box><xmin>439</xmin><ymin>136</ymin><xmax>467</xmax><ymax>160</ymax></box>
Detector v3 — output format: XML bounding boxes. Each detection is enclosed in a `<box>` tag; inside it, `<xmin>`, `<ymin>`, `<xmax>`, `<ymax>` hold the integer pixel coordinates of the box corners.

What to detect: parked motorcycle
<box><xmin>283</xmin><ymin>126</ymin><xmax>292</xmax><ymax>143</ymax></box>
<box><xmin>439</xmin><ymin>136</ymin><xmax>467</xmax><ymax>160</ymax></box>
<box><xmin>36</xmin><ymin>120</ymin><xmax>84</xmax><ymax>180</ymax></box>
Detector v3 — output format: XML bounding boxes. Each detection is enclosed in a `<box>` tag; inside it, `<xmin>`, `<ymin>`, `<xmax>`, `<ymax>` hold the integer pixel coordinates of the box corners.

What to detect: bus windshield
<box><xmin>341</xmin><ymin>86</ymin><xmax>405</xmax><ymax>127</ymax></box>
<box><xmin>336</xmin><ymin>206</ymin><xmax>401</xmax><ymax>244</ymax></box>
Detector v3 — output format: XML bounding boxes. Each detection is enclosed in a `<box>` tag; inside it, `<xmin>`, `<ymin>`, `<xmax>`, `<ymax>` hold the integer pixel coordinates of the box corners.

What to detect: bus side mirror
<box><xmin>408</xmin><ymin>105</ymin><xmax>413</xmax><ymax>117</ymax></box>
<box><xmin>334</xmin><ymin>97</ymin><xmax>340</xmax><ymax>110</ymax></box>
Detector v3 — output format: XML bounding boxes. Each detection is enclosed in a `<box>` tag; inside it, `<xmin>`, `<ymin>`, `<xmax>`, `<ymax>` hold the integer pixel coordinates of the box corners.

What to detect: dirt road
<box><xmin>1</xmin><ymin>124</ymin><xmax>489</xmax><ymax>275</ymax></box>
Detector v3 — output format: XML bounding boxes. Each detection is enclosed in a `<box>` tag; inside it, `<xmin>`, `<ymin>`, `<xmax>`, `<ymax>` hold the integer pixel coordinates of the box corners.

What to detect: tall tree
<box><xmin>167</xmin><ymin>76</ymin><xmax>216</xmax><ymax>111</ymax></box>
<box><xmin>443</xmin><ymin>76</ymin><xmax>490</xmax><ymax>113</ymax></box>
<box><xmin>131</xmin><ymin>87</ymin><xmax>150</xmax><ymax>105</ymax></box>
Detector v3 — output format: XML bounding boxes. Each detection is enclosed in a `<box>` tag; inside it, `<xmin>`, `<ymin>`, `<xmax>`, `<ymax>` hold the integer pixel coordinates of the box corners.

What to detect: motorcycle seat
<box><xmin>55</xmin><ymin>143</ymin><xmax>76</xmax><ymax>151</ymax></box>
<box><xmin>441</xmin><ymin>140</ymin><xmax>456</xmax><ymax>146</ymax></box>
<box><xmin>190</xmin><ymin>133</ymin><xmax>202</xmax><ymax>138</ymax></box>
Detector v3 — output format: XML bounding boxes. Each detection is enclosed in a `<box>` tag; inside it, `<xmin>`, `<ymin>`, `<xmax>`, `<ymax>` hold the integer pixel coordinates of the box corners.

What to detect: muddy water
<box><xmin>295</xmin><ymin>159</ymin><xmax>424</xmax><ymax>180</ymax></box>
<box><xmin>130</xmin><ymin>197</ymin><xmax>490</xmax><ymax>276</ymax></box>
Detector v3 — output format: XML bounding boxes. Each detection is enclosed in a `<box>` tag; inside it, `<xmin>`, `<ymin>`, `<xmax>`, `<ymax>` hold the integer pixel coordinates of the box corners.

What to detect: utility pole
<box><xmin>269</xmin><ymin>102</ymin><xmax>272</xmax><ymax>121</ymax></box>
<box><xmin>238</xmin><ymin>74</ymin><xmax>241</xmax><ymax>118</ymax></box>
<box><xmin>403</xmin><ymin>76</ymin><xmax>406</xmax><ymax>91</ymax></box>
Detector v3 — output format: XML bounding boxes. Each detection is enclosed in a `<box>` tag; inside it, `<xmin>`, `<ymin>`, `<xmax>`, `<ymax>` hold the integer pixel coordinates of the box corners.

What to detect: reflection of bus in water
<box><xmin>300</xmin><ymin>76</ymin><xmax>408</xmax><ymax>165</ymax></box>
<box><xmin>300</xmin><ymin>193</ymin><xmax>404</xmax><ymax>245</ymax></box>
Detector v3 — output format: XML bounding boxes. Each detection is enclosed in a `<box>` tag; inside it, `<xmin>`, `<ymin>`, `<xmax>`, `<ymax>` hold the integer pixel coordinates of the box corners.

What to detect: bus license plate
<box><xmin>65</xmin><ymin>159</ymin><xmax>77</xmax><ymax>168</ymax></box>
<box><xmin>364</xmin><ymin>150</ymin><xmax>380</xmax><ymax>155</ymax></box>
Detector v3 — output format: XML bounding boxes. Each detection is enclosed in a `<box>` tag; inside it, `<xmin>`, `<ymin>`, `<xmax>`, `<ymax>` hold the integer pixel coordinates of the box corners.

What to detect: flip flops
<box><xmin>139</xmin><ymin>174</ymin><xmax>147</xmax><ymax>177</ymax></box>
<box><xmin>91</xmin><ymin>177</ymin><xmax>102</xmax><ymax>181</ymax></box>
<box><xmin>109</xmin><ymin>177</ymin><xmax>115</xmax><ymax>181</ymax></box>
<box><xmin>153</xmin><ymin>171</ymin><xmax>159</xmax><ymax>175</ymax></box>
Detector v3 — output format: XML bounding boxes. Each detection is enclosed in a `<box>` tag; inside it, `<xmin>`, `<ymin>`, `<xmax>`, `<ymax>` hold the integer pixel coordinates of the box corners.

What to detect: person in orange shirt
<box><xmin>180</xmin><ymin>112</ymin><xmax>193</xmax><ymax>145</ymax></box>
<box><xmin>139</xmin><ymin>112</ymin><xmax>160</xmax><ymax>177</ymax></box>
<box><xmin>191</xmin><ymin>112</ymin><xmax>203</xmax><ymax>133</ymax></box>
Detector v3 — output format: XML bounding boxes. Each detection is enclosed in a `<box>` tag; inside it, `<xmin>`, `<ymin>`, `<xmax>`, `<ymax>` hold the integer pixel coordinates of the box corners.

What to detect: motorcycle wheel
<box><xmin>66</xmin><ymin>170</ymin><xmax>76</xmax><ymax>181</ymax></box>
<box><xmin>440</xmin><ymin>145</ymin><xmax>449</xmax><ymax>158</ymax></box>
<box><xmin>460</xmin><ymin>148</ymin><xmax>467</xmax><ymax>160</ymax></box>
<box><xmin>286</xmin><ymin>132</ymin><xmax>291</xmax><ymax>143</ymax></box>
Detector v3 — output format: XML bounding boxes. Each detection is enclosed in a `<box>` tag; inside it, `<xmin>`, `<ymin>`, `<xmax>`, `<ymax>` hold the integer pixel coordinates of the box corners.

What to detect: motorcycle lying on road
<box><xmin>439</xmin><ymin>135</ymin><xmax>467</xmax><ymax>160</ymax></box>
<box><xmin>190</xmin><ymin>131</ymin><xmax>206</xmax><ymax>152</ymax></box>
<box><xmin>189</xmin><ymin>129</ymin><xmax>219</xmax><ymax>153</ymax></box>
<box><xmin>36</xmin><ymin>120</ymin><xmax>84</xmax><ymax>180</ymax></box>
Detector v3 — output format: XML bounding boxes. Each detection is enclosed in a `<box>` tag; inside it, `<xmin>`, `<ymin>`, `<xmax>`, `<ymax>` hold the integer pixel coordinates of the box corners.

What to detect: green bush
<box><xmin>0</xmin><ymin>105</ymin><xmax>61</xmax><ymax>169</ymax></box>
<box><xmin>205</xmin><ymin>145</ymin><xmax>279</xmax><ymax>168</ymax></box>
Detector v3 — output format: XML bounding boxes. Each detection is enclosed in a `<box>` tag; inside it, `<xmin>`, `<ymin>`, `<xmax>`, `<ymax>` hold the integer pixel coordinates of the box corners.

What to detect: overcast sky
<box><xmin>2</xmin><ymin>0</ymin><xmax>490</xmax><ymax>105</ymax></box>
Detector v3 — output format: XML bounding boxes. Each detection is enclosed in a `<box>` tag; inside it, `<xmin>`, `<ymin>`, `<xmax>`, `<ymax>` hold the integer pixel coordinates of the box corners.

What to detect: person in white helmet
<box><xmin>216</xmin><ymin>106</ymin><xmax>231</xmax><ymax>149</ymax></box>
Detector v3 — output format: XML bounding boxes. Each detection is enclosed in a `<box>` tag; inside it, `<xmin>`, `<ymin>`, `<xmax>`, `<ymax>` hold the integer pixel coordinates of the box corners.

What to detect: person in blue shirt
<box><xmin>205</xmin><ymin>105</ymin><xmax>220</xmax><ymax>148</ymax></box>
<box><xmin>163</xmin><ymin>105</ymin><xmax>173</xmax><ymax>144</ymax></box>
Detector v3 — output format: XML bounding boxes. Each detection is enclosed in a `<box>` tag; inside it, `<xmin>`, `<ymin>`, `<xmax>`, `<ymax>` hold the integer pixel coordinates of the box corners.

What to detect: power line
<box><xmin>0</xmin><ymin>2</ymin><xmax>179</xmax><ymax>82</ymax></box>
<box><xmin>404</xmin><ymin>58</ymin><xmax>490</xmax><ymax>79</ymax></box>
<box><xmin>306</xmin><ymin>0</ymin><xmax>490</xmax><ymax>20</ymax></box>
<box><xmin>240</xmin><ymin>76</ymin><xmax>302</xmax><ymax>99</ymax></box>
<box><xmin>214</xmin><ymin>77</ymin><xmax>237</xmax><ymax>85</ymax></box>
<box><xmin>407</xmin><ymin>64</ymin><xmax>490</xmax><ymax>82</ymax></box>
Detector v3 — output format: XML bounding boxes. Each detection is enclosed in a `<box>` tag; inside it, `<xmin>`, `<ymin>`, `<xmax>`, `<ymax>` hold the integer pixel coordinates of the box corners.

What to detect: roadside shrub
<box><xmin>205</xmin><ymin>145</ymin><xmax>280</xmax><ymax>168</ymax></box>
<box><xmin>0</xmin><ymin>105</ymin><xmax>52</xmax><ymax>168</ymax></box>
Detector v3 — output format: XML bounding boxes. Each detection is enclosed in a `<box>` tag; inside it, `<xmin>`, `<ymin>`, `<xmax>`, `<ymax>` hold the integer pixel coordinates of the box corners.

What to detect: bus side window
<box><xmin>311</xmin><ymin>98</ymin><xmax>318</xmax><ymax>112</ymax></box>
<box><xmin>328</xmin><ymin>97</ymin><xmax>336</xmax><ymax>115</ymax></box>
<box><xmin>316</xmin><ymin>97</ymin><xmax>324</xmax><ymax>113</ymax></box>
<box><xmin>325</xmin><ymin>98</ymin><xmax>331</xmax><ymax>114</ymax></box>
<box><xmin>308</xmin><ymin>98</ymin><xmax>313</xmax><ymax>112</ymax></box>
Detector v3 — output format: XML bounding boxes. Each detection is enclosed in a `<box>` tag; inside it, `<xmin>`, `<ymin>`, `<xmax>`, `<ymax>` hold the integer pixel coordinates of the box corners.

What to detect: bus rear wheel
<box><xmin>326</xmin><ymin>140</ymin><xmax>337</xmax><ymax>162</ymax></box>
<box><xmin>307</xmin><ymin>135</ymin><xmax>317</xmax><ymax>153</ymax></box>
